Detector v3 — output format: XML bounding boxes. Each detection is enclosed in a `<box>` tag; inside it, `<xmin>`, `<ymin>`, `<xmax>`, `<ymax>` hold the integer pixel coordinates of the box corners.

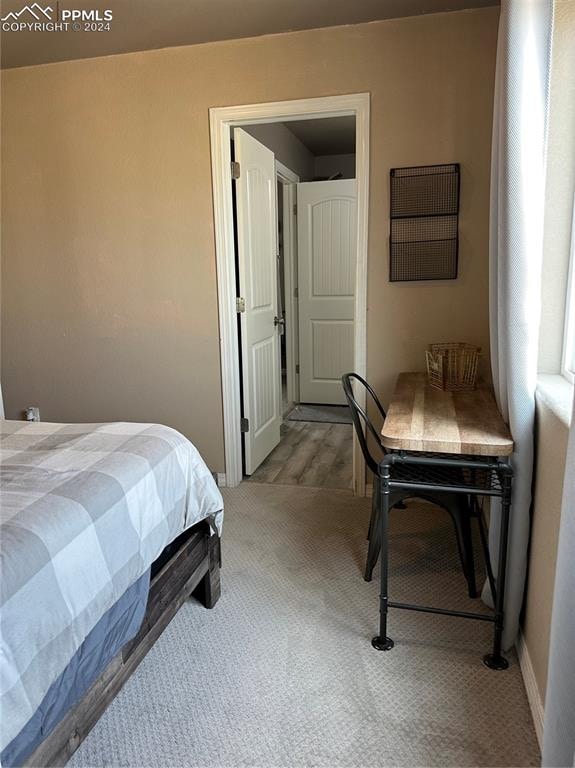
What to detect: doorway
<box><xmin>236</xmin><ymin>119</ymin><xmax>357</xmax><ymax>489</ymax></box>
<box><xmin>210</xmin><ymin>94</ymin><xmax>370</xmax><ymax>493</ymax></box>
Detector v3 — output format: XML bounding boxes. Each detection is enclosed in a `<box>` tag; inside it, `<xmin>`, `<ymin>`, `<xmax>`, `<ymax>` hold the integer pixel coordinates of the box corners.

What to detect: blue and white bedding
<box><xmin>3</xmin><ymin>570</ymin><xmax>151</xmax><ymax>767</ymax></box>
<box><xmin>0</xmin><ymin>420</ymin><xmax>223</xmax><ymax>754</ymax></box>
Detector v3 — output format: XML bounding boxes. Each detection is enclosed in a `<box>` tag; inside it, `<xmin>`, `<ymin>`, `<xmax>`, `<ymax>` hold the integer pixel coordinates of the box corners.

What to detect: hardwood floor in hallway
<box><xmin>245</xmin><ymin>420</ymin><xmax>353</xmax><ymax>490</ymax></box>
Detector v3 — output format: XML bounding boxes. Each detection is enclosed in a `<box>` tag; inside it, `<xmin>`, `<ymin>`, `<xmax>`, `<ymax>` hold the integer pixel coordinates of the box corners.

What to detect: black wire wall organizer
<box><xmin>389</xmin><ymin>163</ymin><xmax>460</xmax><ymax>282</ymax></box>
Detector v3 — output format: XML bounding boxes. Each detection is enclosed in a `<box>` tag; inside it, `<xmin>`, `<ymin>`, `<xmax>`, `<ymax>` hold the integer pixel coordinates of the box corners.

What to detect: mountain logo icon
<box><xmin>1</xmin><ymin>3</ymin><xmax>53</xmax><ymax>21</ymax></box>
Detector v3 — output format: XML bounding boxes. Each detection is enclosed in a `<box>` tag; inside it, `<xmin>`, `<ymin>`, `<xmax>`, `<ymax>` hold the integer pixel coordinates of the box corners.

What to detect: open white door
<box><xmin>297</xmin><ymin>179</ymin><xmax>357</xmax><ymax>405</ymax></box>
<box><xmin>233</xmin><ymin>128</ymin><xmax>281</xmax><ymax>474</ymax></box>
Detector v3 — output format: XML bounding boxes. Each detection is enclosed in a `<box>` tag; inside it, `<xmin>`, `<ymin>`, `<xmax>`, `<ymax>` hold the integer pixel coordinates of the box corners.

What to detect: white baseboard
<box><xmin>216</xmin><ymin>473</ymin><xmax>227</xmax><ymax>487</ymax></box>
<box><xmin>516</xmin><ymin>629</ymin><xmax>545</xmax><ymax>748</ymax></box>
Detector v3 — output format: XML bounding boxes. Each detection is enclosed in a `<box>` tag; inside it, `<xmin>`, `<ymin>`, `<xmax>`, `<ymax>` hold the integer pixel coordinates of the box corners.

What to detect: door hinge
<box><xmin>240</xmin><ymin>417</ymin><xmax>249</xmax><ymax>433</ymax></box>
<box><xmin>295</xmin><ymin>364</ymin><xmax>300</xmax><ymax>374</ymax></box>
<box><xmin>231</xmin><ymin>161</ymin><xmax>241</xmax><ymax>180</ymax></box>
<box><xmin>293</xmin><ymin>203</ymin><xmax>297</xmax><ymax>216</ymax></box>
<box><xmin>236</xmin><ymin>297</ymin><xmax>246</xmax><ymax>313</ymax></box>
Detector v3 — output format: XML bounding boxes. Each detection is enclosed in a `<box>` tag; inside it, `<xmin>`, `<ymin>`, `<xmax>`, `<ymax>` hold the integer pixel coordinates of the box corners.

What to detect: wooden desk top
<box><xmin>381</xmin><ymin>372</ymin><xmax>514</xmax><ymax>457</ymax></box>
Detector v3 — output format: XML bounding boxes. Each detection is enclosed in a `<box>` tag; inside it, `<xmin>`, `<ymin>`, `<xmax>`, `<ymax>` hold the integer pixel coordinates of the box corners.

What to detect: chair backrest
<box><xmin>341</xmin><ymin>373</ymin><xmax>387</xmax><ymax>476</ymax></box>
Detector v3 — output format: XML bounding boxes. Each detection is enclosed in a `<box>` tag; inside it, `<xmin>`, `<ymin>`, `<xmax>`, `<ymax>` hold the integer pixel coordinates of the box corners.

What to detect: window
<box><xmin>562</xmin><ymin>202</ymin><xmax>575</xmax><ymax>384</ymax></box>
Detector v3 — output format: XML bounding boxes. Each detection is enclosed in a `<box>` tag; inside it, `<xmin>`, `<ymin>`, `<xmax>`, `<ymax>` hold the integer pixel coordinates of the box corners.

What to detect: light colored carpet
<box><xmin>70</xmin><ymin>484</ymin><xmax>539</xmax><ymax>768</ymax></box>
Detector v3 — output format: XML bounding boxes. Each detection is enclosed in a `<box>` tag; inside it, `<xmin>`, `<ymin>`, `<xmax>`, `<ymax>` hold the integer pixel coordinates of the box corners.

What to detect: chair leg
<box><xmin>364</xmin><ymin>490</ymin><xmax>408</xmax><ymax>582</ymax></box>
<box><xmin>443</xmin><ymin>497</ymin><xmax>477</xmax><ymax>599</ymax></box>
<box><xmin>421</xmin><ymin>491</ymin><xmax>477</xmax><ymax>598</ymax></box>
<box><xmin>477</xmin><ymin>509</ymin><xmax>497</xmax><ymax>602</ymax></box>
<box><xmin>367</xmin><ymin>476</ymin><xmax>379</xmax><ymax>541</ymax></box>
<box><xmin>364</xmin><ymin>497</ymin><xmax>381</xmax><ymax>581</ymax></box>
<box><xmin>459</xmin><ymin>509</ymin><xmax>477</xmax><ymax>598</ymax></box>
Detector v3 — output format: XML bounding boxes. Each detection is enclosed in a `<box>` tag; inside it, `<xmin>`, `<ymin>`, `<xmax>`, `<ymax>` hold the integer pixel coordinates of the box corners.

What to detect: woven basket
<box><xmin>425</xmin><ymin>343</ymin><xmax>480</xmax><ymax>391</ymax></box>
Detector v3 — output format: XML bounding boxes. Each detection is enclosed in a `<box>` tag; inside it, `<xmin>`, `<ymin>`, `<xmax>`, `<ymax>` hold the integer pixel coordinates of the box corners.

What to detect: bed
<box><xmin>0</xmin><ymin>420</ymin><xmax>224</xmax><ymax>767</ymax></box>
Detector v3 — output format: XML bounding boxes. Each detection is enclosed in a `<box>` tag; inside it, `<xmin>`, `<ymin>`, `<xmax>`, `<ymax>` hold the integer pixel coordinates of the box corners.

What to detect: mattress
<box><xmin>0</xmin><ymin>420</ymin><xmax>223</xmax><ymax>755</ymax></box>
<box><xmin>1</xmin><ymin>570</ymin><xmax>150</xmax><ymax>767</ymax></box>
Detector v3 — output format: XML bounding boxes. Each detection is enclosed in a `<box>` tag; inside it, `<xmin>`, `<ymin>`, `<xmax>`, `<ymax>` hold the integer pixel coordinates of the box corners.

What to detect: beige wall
<box><xmin>243</xmin><ymin>123</ymin><xmax>315</xmax><ymax>179</ymax></box>
<box><xmin>0</xmin><ymin>7</ymin><xmax>499</xmax><ymax>472</ymax></box>
<box><xmin>315</xmin><ymin>154</ymin><xmax>356</xmax><ymax>180</ymax></box>
<box><xmin>523</xmin><ymin>394</ymin><xmax>570</xmax><ymax>704</ymax></box>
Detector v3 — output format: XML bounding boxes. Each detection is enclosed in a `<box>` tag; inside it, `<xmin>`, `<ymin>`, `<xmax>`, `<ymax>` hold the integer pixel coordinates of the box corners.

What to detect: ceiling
<box><xmin>0</xmin><ymin>0</ymin><xmax>498</xmax><ymax>69</ymax></box>
<box><xmin>287</xmin><ymin>117</ymin><xmax>356</xmax><ymax>156</ymax></box>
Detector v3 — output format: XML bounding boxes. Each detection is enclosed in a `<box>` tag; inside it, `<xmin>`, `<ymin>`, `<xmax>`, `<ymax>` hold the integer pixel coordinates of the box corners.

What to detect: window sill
<box><xmin>536</xmin><ymin>374</ymin><xmax>573</xmax><ymax>428</ymax></box>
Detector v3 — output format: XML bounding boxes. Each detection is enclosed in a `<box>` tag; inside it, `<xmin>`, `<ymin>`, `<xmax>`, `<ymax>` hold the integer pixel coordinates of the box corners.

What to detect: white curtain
<box><xmin>542</xmin><ymin>394</ymin><xmax>575</xmax><ymax>767</ymax></box>
<box><xmin>486</xmin><ymin>0</ymin><xmax>553</xmax><ymax>650</ymax></box>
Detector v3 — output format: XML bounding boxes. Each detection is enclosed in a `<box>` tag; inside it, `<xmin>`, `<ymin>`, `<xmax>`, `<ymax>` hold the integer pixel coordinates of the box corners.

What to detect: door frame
<box><xmin>275</xmin><ymin>160</ymin><xmax>300</xmax><ymax>410</ymax></box>
<box><xmin>209</xmin><ymin>93</ymin><xmax>369</xmax><ymax>493</ymax></box>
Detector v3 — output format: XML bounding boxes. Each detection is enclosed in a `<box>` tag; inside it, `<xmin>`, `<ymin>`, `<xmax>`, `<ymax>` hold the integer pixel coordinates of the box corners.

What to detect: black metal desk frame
<box><xmin>372</xmin><ymin>451</ymin><xmax>513</xmax><ymax>670</ymax></box>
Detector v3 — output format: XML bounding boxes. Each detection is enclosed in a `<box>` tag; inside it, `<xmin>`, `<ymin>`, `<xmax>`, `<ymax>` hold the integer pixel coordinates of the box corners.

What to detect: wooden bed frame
<box><xmin>24</xmin><ymin>521</ymin><xmax>221</xmax><ymax>767</ymax></box>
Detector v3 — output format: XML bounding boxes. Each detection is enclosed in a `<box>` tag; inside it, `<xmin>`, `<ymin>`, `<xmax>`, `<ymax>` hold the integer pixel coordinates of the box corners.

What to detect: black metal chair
<box><xmin>341</xmin><ymin>372</ymin><xmax>477</xmax><ymax>596</ymax></box>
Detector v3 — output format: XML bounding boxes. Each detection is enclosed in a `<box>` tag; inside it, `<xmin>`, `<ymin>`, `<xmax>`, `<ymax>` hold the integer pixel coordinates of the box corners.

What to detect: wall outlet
<box><xmin>25</xmin><ymin>407</ymin><xmax>40</xmax><ymax>422</ymax></box>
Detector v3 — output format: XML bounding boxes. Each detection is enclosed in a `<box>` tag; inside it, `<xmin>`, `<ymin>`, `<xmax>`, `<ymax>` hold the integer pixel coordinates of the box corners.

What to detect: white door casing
<box><xmin>297</xmin><ymin>179</ymin><xmax>357</xmax><ymax>405</ymax></box>
<box><xmin>233</xmin><ymin>128</ymin><xmax>281</xmax><ymax>474</ymax></box>
<box><xmin>276</xmin><ymin>161</ymin><xmax>300</xmax><ymax>407</ymax></box>
<box><xmin>209</xmin><ymin>93</ymin><xmax>369</xmax><ymax>493</ymax></box>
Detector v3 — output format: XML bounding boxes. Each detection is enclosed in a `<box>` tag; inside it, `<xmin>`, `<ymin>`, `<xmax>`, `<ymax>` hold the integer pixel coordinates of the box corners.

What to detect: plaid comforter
<box><xmin>0</xmin><ymin>420</ymin><xmax>223</xmax><ymax>751</ymax></box>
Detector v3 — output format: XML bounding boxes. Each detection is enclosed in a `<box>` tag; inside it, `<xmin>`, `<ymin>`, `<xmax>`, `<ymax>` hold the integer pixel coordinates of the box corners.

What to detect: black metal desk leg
<box><xmin>484</xmin><ymin>469</ymin><xmax>512</xmax><ymax>670</ymax></box>
<box><xmin>372</xmin><ymin>462</ymin><xmax>394</xmax><ymax>652</ymax></box>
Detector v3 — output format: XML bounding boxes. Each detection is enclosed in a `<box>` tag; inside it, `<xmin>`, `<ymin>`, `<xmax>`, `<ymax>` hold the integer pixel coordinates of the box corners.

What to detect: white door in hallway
<box><xmin>297</xmin><ymin>179</ymin><xmax>357</xmax><ymax>404</ymax></box>
<box><xmin>233</xmin><ymin>128</ymin><xmax>281</xmax><ymax>474</ymax></box>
